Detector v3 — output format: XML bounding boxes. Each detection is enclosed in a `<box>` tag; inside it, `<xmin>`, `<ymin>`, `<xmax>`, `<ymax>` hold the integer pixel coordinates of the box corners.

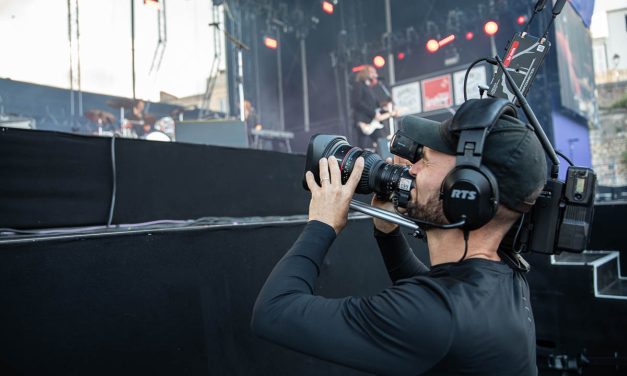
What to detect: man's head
<box><xmin>396</xmin><ymin>108</ymin><xmax>547</xmax><ymax>231</ymax></box>
<box><xmin>134</xmin><ymin>100</ymin><xmax>145</xmax><ymax>112</ymax></box>
<box><xmin>355</xmin><ymin>65</ymin><xmax>378</xmax><ymax>86</ymax></box>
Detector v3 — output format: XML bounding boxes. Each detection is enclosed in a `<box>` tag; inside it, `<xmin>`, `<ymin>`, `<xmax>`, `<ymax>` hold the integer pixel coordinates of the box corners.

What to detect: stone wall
<box><xmin>590</xmin><ymin>108</ymin><xmax>627</xmax><ymax>186</ymax></box>
<box><xmin>596</xmin><ymin>80</ymin><xmax>627</xmax><ymax>109</ymax></box>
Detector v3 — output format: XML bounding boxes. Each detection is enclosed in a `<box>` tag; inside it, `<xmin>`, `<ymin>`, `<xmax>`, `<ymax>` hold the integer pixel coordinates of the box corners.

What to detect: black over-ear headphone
<box><xmin>440</xmin><ymin>98</ymin><xmax>518</xmax><ymax>231</ymax></box>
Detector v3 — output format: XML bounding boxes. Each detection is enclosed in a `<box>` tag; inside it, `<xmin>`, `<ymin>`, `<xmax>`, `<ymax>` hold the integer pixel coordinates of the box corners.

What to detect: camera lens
<box><xmin>303</xmin><ymin>135</ymin><xmax>415</xmax><ymax>207</ymax></box>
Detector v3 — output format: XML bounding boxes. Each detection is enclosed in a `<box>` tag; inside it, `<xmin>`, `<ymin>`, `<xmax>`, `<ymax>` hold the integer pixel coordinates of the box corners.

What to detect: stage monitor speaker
<box><xmin>176</xmin><ymin>119</ymin><xmax>248</xmax><ymax>148</ymax></box>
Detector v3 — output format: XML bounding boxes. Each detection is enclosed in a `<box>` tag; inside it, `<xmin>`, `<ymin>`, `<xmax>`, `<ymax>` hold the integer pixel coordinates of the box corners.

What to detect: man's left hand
<box><xmin>304</xmin><ymin>156</ymin><xmax>364</xmax><ymax>234</ymax></box>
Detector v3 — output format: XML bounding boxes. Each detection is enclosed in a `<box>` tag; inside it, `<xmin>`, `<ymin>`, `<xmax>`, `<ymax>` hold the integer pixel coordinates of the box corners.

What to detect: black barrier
<box><xmin>0</xmin><ymin>218</ymin><xmax>428</xmax><ymax>375</ymax></box>
<box><xmin>0</xmin><ymin>127</ymin><xmax>310</xmax><ymax>229</ymax></box>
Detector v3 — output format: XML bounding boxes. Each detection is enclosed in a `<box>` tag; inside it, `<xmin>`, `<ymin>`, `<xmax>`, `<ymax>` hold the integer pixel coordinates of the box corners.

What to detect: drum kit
<box><xmin>84</xmin><ymin>99</ymin><xmax>175</xmax><ymax>142</ymax></box>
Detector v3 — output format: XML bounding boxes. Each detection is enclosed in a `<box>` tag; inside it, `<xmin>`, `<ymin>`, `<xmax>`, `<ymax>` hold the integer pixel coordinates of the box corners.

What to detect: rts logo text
<box><xmin>451</xmin><ymin>189</ymin><xmax>477</xmax><ymax>200</ymax></box>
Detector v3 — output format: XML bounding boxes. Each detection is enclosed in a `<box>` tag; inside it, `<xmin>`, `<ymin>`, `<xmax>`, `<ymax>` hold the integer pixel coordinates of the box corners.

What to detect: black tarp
<box><xmin>0</xmin><ymin>127</ymin><xmax>310</xmax><ymax>229</ymax></box>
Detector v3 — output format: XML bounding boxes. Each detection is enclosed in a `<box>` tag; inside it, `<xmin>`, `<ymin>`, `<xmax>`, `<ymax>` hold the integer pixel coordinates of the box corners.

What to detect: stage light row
<box><xmin>263</xmin><ymin>14</ymin><xmax>528</xmax><ymax>67</ymax></box>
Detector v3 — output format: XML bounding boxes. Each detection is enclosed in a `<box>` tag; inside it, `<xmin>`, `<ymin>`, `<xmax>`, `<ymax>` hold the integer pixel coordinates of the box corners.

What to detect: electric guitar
<box><xmin>358</xmin><ymin>105</ymin><xmax>397</xmax><ymax>136</ymax></box>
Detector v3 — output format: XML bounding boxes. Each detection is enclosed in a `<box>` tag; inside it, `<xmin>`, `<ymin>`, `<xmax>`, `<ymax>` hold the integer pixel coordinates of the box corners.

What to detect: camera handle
<box><xmin>350</xmin><ymin>199</ymin><xmax>420</xmax><ymax>231</ymax></box>
<box><xmin>349</xmin><ymin>199</ymin><xmax>466</xmax><ymax>239</ymax></box>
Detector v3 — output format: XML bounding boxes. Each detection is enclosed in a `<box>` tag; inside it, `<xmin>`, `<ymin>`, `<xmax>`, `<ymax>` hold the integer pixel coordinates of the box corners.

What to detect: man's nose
<box><xmin>409</xmin><ymin>161</ymin><xmax>420</xmax><ymax>176</ymax></box>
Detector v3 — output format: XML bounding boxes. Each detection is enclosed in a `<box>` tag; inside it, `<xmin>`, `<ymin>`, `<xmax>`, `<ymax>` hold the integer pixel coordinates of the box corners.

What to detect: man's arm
<box><xmin>371</xmin><ymin>192</ymin><xmax>429</xmax><ymax>282</ymax></box>
<box><xmin>375</xmin><ymin>226</ymin><xmax>430</xmax><ymax>282</ymax></box>
<box><xmin>251</xmin><ymin>220</ymin><xmax>453</xmax><ymax>375</ymax></box>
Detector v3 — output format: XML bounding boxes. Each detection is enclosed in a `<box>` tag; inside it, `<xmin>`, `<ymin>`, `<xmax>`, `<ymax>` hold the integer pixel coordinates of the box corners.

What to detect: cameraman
<box><xmin>251</xmin><ymin>112</ymin><xmax>547</xmax><ymax>375</ymax></box>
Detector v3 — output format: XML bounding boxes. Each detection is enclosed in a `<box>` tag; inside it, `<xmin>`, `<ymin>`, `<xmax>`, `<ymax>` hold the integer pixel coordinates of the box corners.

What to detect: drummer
<box><xmin>126</xmin><ymin>100</ymin><xmax>152</xmax><ymax>137</ymax></box>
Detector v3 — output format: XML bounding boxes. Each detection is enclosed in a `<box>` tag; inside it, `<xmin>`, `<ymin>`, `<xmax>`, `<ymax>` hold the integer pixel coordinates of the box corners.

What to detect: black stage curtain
<box><xmin>0</xmin><ymin>128</ymin><xmax>310</xmax><ymax>229</ymax></box>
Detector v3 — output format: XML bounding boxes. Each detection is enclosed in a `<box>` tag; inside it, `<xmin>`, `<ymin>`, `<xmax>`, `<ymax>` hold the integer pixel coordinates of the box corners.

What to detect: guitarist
<box><xmin>351</xmin><ymin>65</ymin><xmax>396</xmax><ymax>150</ymax></box>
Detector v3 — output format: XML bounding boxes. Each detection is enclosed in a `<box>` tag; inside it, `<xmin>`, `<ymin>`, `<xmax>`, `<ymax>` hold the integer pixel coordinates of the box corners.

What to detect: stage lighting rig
<box><xmin>438</xmin><ymin>34</ymin><xmax>455</xmax><ymax>47</ymax></box>
<box><xmin>426</xmin><ymin>39</ymin><xmax>439</xmax><ymax>53</ymax></box>
<box><xmin>517</xmin><ymin>15</ymin><xmax>527</xmax><ymax>25</ymax></box>
<box><xmin>425</xmin><ymin>34</ymin><xmax>456</xmax><ymax>54</ymax></box>
<box><xmin>321</xmin><ymin>1</ymin><xmax>335</xmax><ymax>15</ymax></box>
<box><xmin>484</xmin><ymin>20</ymin><xmax>499</xmax><ymax>36</ymax></box>
<box><xmin>373</xmin><ymin>55</ymin><xmax>386</xmax><ymax>68</ymax></box>
<box><xmin>143</xmin><ymin>0</ymin><xmax>160</xmax><ymax>9</ymax></box>
<box><xmin>263</xmin><ymin>35</ymin><xmax>278</xmax><ymax>49</ymax></box>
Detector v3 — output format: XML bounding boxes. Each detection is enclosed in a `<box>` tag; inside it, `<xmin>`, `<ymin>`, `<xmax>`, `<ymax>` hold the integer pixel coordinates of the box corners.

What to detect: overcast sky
<box><xmin>0</xmin><ymin>0</ymin><xmax>224</xmax><ymax>101</ymax></box>
<box><xmin>0</xmin><ymin>0</ymin><xmax>624</xmax><ymax>100</ymax></box>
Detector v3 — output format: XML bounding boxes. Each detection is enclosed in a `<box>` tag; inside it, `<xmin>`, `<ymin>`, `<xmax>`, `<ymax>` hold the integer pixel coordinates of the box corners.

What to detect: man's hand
<box><xmin>304</xmin><ymin>156</ymin><xmax>364</xmax><ymax>234</ymax></box>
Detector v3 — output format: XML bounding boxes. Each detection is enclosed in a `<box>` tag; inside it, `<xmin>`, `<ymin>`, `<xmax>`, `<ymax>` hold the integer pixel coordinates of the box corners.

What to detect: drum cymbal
<box><xmin>106</xmin><ymin>98</ymin><xmax>134</xmax><ymax>109</ymax></box>
<box><xmin>84</xmin><ymin>109</ymin><xmax>116</xmax><ymax>124</ymax></box>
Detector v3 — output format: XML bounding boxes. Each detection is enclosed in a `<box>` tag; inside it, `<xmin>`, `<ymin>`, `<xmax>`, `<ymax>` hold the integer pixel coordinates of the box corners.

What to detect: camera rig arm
<box><xmin>350</xmin><ymin>199</ymin><xmax>420</xmax><ymax>231</ymax></box>
<box><xmin>349</xmin><ymin>199</ymin><xmax>466</xmax><ymax>239</ymax></box>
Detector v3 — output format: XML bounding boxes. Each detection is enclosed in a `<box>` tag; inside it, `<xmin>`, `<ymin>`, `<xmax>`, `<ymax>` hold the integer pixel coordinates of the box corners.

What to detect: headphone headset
<box><xmin>439</xmin><ymin>98</ymin><xmax>518</xmax><ymax>231</ymax></box>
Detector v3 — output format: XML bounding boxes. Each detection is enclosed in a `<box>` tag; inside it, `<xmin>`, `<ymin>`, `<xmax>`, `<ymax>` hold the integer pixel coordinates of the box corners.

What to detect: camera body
<box><xmin>502</xmin><ymin>166</ymin><xmax>596</xmax><ymax>255</ymax></box>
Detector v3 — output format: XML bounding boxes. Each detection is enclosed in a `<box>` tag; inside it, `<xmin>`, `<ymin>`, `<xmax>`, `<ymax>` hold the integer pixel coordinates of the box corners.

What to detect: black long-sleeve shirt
<box><xmin>251</xmin><ymin>221</ymin><xmax>537</xmax><ymax>376</ymax></box>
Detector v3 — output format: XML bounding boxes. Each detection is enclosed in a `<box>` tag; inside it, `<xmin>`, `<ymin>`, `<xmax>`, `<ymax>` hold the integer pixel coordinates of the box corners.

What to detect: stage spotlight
<box><xmin>322</xmin><ymin>1</ymin><xmax>334</xmax><ymax>14</ymax></box>
<box><xmin>484</xmin><ymin>21</ymin><xmax>498</xmax><ymax>36</ymax></box>
<box><xmin>144</xmin><ymin>0</ymin><xmax>160</xmax><ymax>9</ymax></box>
<box><xmin>438</xmin><ymin>34</ymin><xmax>455</xmax><ymax>47</ymax></box>
<box><xmin>397</xmin><ymin>52</ymin><xmax>406</xmax><ymax>60</ymax></box>
<box><xmin>465</xmin><ymin>31</ymin><xmax>474</xmax><ymax>40</ymax></box>
<box><xmin>264</xmin><ymin>36</ymin><xmax>278</xmax><ymax>49</ymax></box>
<box><xmin>373</xmin><ymin>55</ymin><xmax>386</xmax><ymax>68</ymax></box>
<box><xmin>517</xmin><ymin>15</ymin><xmax>526</xmax><ymax>25</ymax></box>
<box><xmin>351</xmin><ymin>64</ymin><xmax>366</xmax><ymax>73</ymax></box>
<box><xmin>426</xmin><ymin>39</ymin><xmax>439</xmax><ymax>53</ymax></box>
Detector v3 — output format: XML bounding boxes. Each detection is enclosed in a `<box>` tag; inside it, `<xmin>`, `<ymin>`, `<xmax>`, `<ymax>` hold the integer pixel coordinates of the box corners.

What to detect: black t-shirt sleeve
<box><xmin>251</xmin><ymin>221</ymin><xmax>453</xmax><ymax>376</ymax></box>
<box><xmin>374</xmin><ymin>226</ymin><xmax>430</xmax><ymax>282</ymax></box>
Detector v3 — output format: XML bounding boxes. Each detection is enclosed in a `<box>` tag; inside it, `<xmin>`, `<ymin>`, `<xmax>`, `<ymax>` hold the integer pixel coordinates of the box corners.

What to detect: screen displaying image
<box><xmin>555</xmin><ymin>1</ymin><xmax>597</xmax><ymax>121</ymax></box>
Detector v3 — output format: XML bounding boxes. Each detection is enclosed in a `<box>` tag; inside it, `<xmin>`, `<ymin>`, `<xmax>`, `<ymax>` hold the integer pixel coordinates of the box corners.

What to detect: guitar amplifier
<box><xmin>175</xmin><ymin>119</ymin><xmax>249</xmax><ymax>148</ymax></box>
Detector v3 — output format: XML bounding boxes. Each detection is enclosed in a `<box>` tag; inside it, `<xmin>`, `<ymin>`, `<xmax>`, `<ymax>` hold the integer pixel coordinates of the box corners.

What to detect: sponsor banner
<box><xmin>421</xmin><ymin>74</ymin><xmax>452</xmax><ymax>112</ymax></box>
<box><xmin>392</xmin><ymin>81</ymin><xmax>422</xmax><ymax>116</ymax></box>
<box><xmin>453</xmin><ymin>66</ymin><xmax>488</xmax><ymax>105</ymax></box>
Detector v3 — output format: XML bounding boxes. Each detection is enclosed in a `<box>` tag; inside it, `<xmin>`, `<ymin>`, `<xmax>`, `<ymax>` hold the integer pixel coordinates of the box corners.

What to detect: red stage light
<box><xmin>397</xmin><ymin>52</ymin><xmax>406</xmax><ymax>60</ymax></box>
<box><xmin>373</xmin><ymin>55</ymin><xmax>386</xmax><ymax>68</ymax></box>
<box><xmin>438</xmin><ymin>34</ymin><xmax>455</xmax><ymax>47</ymax></box>
<box><xmin>484</xmin><ymin>21</ymin><xmax>499</xmax><ymax>36</ymax></box>
<box><xmin>144</xmin><ymin>0</ymin><xmax>160</xmax><ymax>9</ymax></box>
<box><xmin>426</xmin><ymin>39</ymin><xmax>439</xmax><ymax>53</ymax></box>
<box><xmin>322</xmin><ymin>1</ymin><xmax>334</xmax><ymax>14</ymax></box>
<box><xmin>264</xmin><ymin>36</ymin><xmax>278</xmax><ymax>49</ymax></box>
<box><xmin>465</xmin><ymin>31</ymin><xmax>474</xmax><ymax>40</ymax></box>
<box><xmin>517</xmin><ymin>15</ymin><xmax>526</xmax><ymax>25</ymax></box>
<box><xmin>351</xmin><ymin>64</ymin><xmax>366</xmax><ymax>73</ymax></box>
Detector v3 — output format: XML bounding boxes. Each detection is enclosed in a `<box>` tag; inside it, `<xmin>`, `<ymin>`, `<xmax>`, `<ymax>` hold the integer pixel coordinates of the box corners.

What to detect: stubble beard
<box><xmin>407</xmin><ymin>189</ymin><xmax>449</xmax><ymax>227</ymax></box>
